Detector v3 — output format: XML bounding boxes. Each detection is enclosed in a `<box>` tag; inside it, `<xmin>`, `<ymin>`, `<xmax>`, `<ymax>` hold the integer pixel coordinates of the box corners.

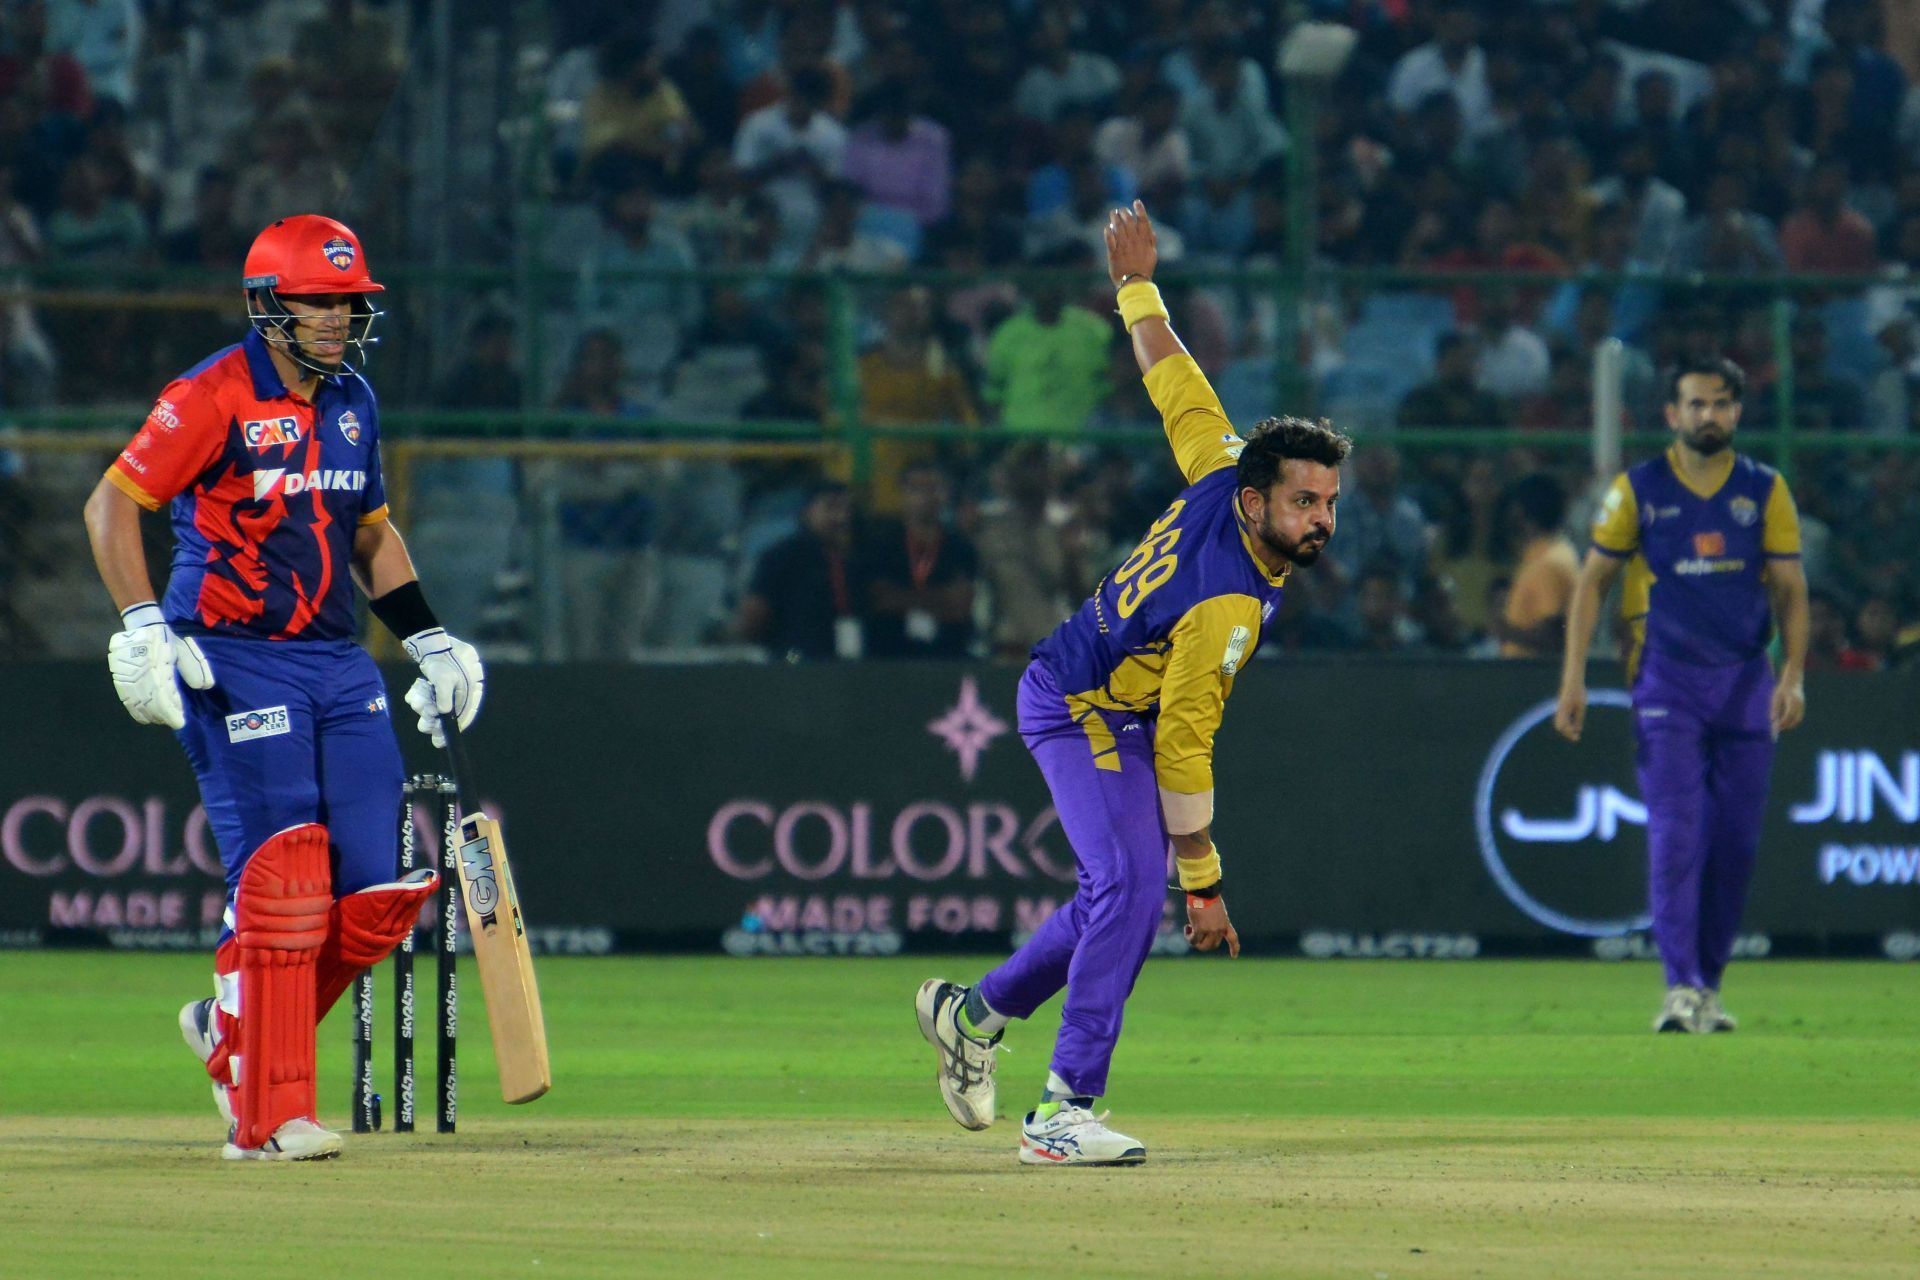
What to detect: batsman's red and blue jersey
<box><xmin>106</xmin><ymin>329</ymin><xmax>389</xmax><ymax>641</ymax></box>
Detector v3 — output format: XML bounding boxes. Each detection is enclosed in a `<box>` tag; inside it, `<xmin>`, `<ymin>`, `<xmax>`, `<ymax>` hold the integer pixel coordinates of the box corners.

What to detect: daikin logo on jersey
<box><xmin>250</xmin><ymin>467</ymin><xmax>366</xmax><ymax>501</ymax></box>
<box><xmin>1478</xmin><ymin>695</ymin><xmax>1920</xmax><ymax>938</ymax></box>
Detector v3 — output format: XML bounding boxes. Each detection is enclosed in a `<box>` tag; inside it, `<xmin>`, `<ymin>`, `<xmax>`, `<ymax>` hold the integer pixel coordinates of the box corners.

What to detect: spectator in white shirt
<box><xmin>1386</xmin><ymin>1</ymin><xmax>1495</xmax><ymax>138</ymax></box>
<box><xmin>575</xmin><ymin>161</ymin><xmax>701</xmax><ymax>394</ymax></box>
<box><xmin>1013</xmin><ymin>16</ymin><xmax>1120</xmax><ymax>123</ymax></box>
<box><xmin>1093</xmin><ymin>81</ymin><xmax>1192</xmax><ymax>204</ymax></box>
<box><xmin>1182</xmin><ymin>39</ymin><xmax>1286</xmax><ymax>182</ymax></box>
<box><xmin>1588</xmin><ymin>131</ymin><xmax>1687</xmax><ymax>271</ymax></box>
<box><xmin>733</xmin><ymin>63</ymin><xmax>847</xmax><ymax>253</ymax></box>
<box><xmin>47</xmin><ymin>0</ymin><xmax>141</xmax><ymax>107</ymax></box>
<box><xmin>1474</xmin><ymin>289</ymin><xmax>1551</xmax><ymax>401</ymax></box>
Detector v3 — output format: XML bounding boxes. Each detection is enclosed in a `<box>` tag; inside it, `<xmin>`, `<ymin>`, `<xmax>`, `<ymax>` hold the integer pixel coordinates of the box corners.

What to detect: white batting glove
<box><xmin>107</xmin><ymin>602</ymin><xmax>214</xmax><ymax>730</ymax></box>
<box><xmin>402</xmin><ymin>627</ymin><xmax>483</xmax><ymax>748</ymax></box>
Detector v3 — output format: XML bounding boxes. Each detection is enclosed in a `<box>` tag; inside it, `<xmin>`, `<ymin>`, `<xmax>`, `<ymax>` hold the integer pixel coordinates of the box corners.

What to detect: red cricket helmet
<box><xmin>243</xmin><ymin>214</ymin><xmax>385</xmax><ymax>294</ymax></box>
<box><xmin>243</xmin><ymin>215</ymin><xmax>385</xmax><ymax>375</ymax></box>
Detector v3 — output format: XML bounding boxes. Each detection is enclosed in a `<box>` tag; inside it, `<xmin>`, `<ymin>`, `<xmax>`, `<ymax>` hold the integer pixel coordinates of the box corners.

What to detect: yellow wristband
<box><xmin>1116</xmin><ymin>280</ymin><xmax>1169</xmax><ymax>331</ymax></box>
<box><xmin>1174</xmin><ymin>847</ymin><xmax>1221</xmax><ymax>891</ymax></box>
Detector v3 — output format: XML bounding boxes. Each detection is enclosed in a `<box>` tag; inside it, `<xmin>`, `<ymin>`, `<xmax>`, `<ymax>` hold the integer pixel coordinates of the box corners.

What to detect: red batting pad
<box><xmin>313</xmin><ymin>872</ymin><xmax>439</xmax><ymax>1019</ymax></box>
<box><xmin>233</xmin><ymin>824</ymin><xmax>331</xmax><ymax>1149</ymax></box>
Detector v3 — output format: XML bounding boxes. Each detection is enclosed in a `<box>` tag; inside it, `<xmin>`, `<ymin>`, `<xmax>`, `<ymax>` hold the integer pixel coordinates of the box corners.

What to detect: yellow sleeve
<box><xmin>1154</xmin><ymin>593</ymin><xmax>1263</xmax><ymax>834</ymax></box>
<box><xmin>1590</xmin><ymin>473</ymin><xmax>1638</xmax><ymax>557</ymax></box>
<box><xmin>1142</xmin><ymin>354</ymin><xmax>1242</xmax><ymax>485</ymax></box>
<box><xmin>104</xmin><ymin>465</ymin><xmax>162</xmax><ymax>511</ymax></box>
<box><xmin>1762</xmin><ymin>473</ymin><xmax>1801</xmax><ymax>557</ymax></box>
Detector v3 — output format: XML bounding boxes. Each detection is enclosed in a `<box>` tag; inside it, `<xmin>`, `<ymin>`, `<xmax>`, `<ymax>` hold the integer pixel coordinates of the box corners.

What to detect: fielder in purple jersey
<box><xmin>1556</xmin><ymin>356</ymin><xmax>1809</xmax><ymax>1034</ymax></box>
<box><xmin>916</xmin><ymin>202</ymin><xmax>1351</xmax><ymax>1165</ymax></box>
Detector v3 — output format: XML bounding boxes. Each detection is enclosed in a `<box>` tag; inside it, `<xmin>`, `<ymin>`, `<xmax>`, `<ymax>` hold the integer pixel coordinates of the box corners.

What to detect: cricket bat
<box><xmin>444</xmin><ymin>722</ymin><xmax>552</xmax><ymax>1104</ymax></box>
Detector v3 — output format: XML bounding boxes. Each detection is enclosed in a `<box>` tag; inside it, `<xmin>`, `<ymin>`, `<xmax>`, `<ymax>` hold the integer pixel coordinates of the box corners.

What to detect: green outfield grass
<box><xmin>1</xmin><ymin>954</ymin><xmax>1915</xmax><ymax>1278</ymax></box>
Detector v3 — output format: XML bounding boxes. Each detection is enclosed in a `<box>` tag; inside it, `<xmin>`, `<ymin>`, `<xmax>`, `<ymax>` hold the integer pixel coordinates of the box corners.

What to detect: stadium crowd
<box><xmin>1</xmin><ymin>0</ymin><xmax>1918</xmax><ymax>665</ymax></box>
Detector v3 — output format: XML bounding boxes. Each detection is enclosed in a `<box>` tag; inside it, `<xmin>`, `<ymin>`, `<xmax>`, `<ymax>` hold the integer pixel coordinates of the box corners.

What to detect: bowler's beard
<box><xmin>1683</xmin><ymin>425</ymin><xmax>1731</xmax><ymax>457</ymax></box>
<box><xmin>1256</xmin><ymin>510</ymin><xmax>1328</xmax><ymax>566</ymax></box>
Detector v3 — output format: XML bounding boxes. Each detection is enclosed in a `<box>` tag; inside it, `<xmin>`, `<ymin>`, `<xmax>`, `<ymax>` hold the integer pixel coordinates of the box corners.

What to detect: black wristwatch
<box><xmin>1178</xmin><ymin>880</ymin><xmax>1222</xmax><ymax>900</ymax></box>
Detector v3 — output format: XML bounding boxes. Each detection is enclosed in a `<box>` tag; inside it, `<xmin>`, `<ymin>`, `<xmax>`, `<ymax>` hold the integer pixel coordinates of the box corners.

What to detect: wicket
<box><xmin>350</xmin><ymin>773</ymin><xmax>459</xmax><ymax>1134</ymax></box>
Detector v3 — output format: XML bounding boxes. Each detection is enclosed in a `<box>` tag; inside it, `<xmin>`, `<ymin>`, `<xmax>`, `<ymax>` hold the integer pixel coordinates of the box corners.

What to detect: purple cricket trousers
<box><xmin>1633</xmin><ymin>649</ymin><xmax>1776</xmax><ymax>991</ymax></box>
<box><xmin>975</xmin><ymin>661</ymin><xmax>1170</xmax><ymax>1098</ymax></box>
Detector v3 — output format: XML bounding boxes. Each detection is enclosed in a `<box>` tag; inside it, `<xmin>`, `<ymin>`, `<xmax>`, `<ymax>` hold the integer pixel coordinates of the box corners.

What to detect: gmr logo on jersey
<box><xmin>243</xmin><ymin>417</ymin><xmax>303</xmax><ymax>449</ymax></box>
<box><xmin>226</xmin><ymin>705</ymin><xmax>291</xmax><ymax>743</ymax></box>
<box><xmin>252</xmin><ymin>468</ymin><xmax>367</xmax><ymax>501</ymax></box>
<box><xmin>1475</xmin><ymin>690</ymin><xmax>1653</xmax><ymax>937</ymax></box>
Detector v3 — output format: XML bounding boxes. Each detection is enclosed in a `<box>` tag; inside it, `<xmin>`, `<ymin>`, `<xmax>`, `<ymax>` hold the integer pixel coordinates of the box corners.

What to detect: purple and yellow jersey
<box><xmin>1590</xmin><ymin>447</ymin><xmax>1800</xmax><ymax>674</ymax></box>
<box><xmin>105</xmin><ymin>329</ymin><xmax>389</xmax><ymax>642</ymax></box>
<box><xmin>1032</xmin><ymin>354</ymin><xmax>1287</xmax><ymax>835</ymax></box>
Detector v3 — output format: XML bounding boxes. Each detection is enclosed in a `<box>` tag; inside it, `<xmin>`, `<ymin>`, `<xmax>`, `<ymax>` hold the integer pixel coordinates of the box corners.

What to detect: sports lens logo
<box><xmin>225</xmin><ymin>705</ymin><xmax>291</xmax><ymax>743</ymax></box>
<box><xmin>1475</xmin><ymin>691</ymin><xmax>1652</xmax><ymax>937</ymax></box>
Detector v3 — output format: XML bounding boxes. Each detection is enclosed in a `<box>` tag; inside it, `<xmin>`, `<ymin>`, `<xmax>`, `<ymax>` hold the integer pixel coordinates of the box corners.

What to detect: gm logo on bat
<box><xmin>460</xmin><ymin>832</ymin><xmax>500</xmax><ymax>919</ymax></box>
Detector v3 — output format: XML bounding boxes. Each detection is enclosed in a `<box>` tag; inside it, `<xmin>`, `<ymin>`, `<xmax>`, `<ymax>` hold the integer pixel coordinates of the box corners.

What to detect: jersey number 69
<box><xmin>1113</xmin><ymin>500</ymin><xmax>1184</xmax><ymax>619</ymax></box>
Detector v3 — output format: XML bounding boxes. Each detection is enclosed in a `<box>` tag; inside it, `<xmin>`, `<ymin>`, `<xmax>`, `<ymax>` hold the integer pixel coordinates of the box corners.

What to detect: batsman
<box><xmin>917</xmin><ymin>202</ymin><xmax>1350</xmax><ymax>1164</ymax></box>
<box><xmin>81</xmin><ymin>215</ymin><xmax>485</xmax><ymax>1160</ymax></box>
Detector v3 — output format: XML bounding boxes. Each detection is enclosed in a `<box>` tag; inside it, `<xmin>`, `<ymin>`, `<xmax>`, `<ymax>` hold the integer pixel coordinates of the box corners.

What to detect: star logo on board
<box><xmin>926</xmin><ymin>676</ymin><xmax>1009</xmax><ymax>783</ymax></box>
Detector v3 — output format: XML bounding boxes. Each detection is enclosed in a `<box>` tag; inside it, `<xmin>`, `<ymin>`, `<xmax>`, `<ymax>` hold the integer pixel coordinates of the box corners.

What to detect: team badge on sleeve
<box><xmin>323</xmin><ymin>238</ymin><xmax>356</xmax><ymax>271</ymax></box>
<box><xmin>337</xmin><ymin>410</ymin><xmax>361</xmax><ymax>444</ymax></box>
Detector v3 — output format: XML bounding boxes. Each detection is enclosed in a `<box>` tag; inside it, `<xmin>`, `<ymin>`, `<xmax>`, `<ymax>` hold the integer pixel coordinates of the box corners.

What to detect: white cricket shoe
<box><xmin>179</xmin><ymin>996</ymin><xmax>234</xmax><ymax>1124</ymax></box>
<box><xmin>222</xmin><ymin>1117</ymin><xmax>343</xmax><ymax>1162</ymax></box>
<box><xmin>915</xmin><ymin>978</ymin><xmax>999</xmax><ymax>1131</ymax></box>
<box><xmin>1018</xmin><ymin>1105</ymin><xmax>1147</xmax><ymax>1166</ymax></box>
<box><xmin>1653</xmin><ymin>985</ymin><xmax>1702</xmax><ymax>1033</ymax></box>
<box><xmin>1695</xmin><ymin>989</ymin><xmax>1737</xmax><ymax>1033</ymax></box>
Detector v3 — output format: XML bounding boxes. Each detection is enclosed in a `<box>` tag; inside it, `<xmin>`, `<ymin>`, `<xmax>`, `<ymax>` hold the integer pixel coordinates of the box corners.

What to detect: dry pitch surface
<box><xmin>1</xmin><ymin>955</ymin><xmax>1914</xmax><ymax>1278</ymax></box>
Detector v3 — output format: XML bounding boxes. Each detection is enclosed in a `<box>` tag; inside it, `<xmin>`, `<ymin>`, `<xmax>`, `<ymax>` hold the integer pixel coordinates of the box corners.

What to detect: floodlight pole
<box><xmin>1275</xmin><ymin>22</ymin><xmax>1357</xmax><ymax>420</ymax></box>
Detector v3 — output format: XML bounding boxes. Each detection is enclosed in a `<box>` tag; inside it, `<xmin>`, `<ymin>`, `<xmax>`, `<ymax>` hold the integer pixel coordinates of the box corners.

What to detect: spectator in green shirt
<box><xmin>983</xmin><ymin>246</ymin><xmax>1111</xmax><ymax>434</ymax></box>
